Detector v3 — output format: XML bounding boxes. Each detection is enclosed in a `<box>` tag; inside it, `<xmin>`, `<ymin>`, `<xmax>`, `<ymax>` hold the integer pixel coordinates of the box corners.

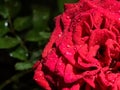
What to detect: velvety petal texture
<box><xmin>33</xmin><ymin>0</ymin><xmax>120</xmax><ymax>90</ymax></box>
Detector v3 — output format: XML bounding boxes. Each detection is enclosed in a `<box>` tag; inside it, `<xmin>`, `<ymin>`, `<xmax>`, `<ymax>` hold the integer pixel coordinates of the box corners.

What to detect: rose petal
<box><xmin>64</xmin><ymin>64</ymin><xmax>82</xmax><ymax>83</ymax></box>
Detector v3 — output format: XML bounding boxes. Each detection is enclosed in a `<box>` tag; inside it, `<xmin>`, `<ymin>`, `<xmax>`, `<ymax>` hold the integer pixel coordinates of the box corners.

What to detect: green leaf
<box><xmin>10</xmin><ymin>47</ymin><xmax>28</xmax><ymax>61</ymax></box>
<box><xmin>15</xmin><ymin>62</ymin><xmax>33</xmax><ymax>70</ymax></box>
<box><xmin>57</xmin><ymin>0</ymin><xmax>64</xmax><ymax>12</ymax></box>
<box><xmin>14</xmin><ymin>16</ymin><xmax>32</xmax><ymax>31</ymax></box>
<box><xmin>0</xmin><ymin>36</ymin><xmax>20</xmax><ymax>49</ymax></box>
<box><xmin>25</xmin><ymin>30</ymin><xmax>50</xmax><ymax>42</ymax></box>
<box><xmin>57</xmin><ymin>0</ymin><xmax>78</xmax><ymax>12</ymax></box>
<box><xmin>5</xmin><ymin>0</ymin><xmax>21</xmax><ymax>18</ymax></box>
<box><xmin>0</xmin><ymin>5</ymin><xmax>9</xmax><ymax>18</ymax></box>
<box><xmin>32</xmin><ymin>6</ymin><xmax>50</xmax><ymax>30</ymax></box>
<box><xmin>39</xmin><ymin>31</ymin><xmax>50</xmax><ymax>39</ymax></box>
<box><xmin>0</xmin><ymin>20</ymin><xmax>9</xmax><ymax>37</ymax></box>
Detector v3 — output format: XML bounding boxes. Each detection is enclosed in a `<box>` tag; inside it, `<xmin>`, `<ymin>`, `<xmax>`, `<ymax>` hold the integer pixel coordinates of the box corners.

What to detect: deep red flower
<box><xmin>33</xmin><ymin>0</ymin><xmax>120</xmax><ymax>90</ymax></box>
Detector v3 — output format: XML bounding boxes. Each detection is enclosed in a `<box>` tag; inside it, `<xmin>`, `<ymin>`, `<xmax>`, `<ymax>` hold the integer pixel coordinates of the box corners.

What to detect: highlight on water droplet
<box><xmin>26</xmin><ymin>53</ymin><xmax>29</xmax><ymax>57</ymax></box>
<box><xmin>10</xmin><ymin>53</ymin><xmax>13</xmax><ymax>57</ymax></box>
<box><xmin>118</xmin><ymin>18</ymin><xmax>120</xmax><ymax>21</ymax></box>
<box><xmin>66</xmin><ymin>16</ymin><xmax>70</xmax><ymax>19</ymax></box>
<box><xmin>58</xmin><ymin>33</ymin><xmax>62</xmax><ymax>37</ymax></box>
<box><xmin>78</xmin><ymin>19</ymin><xmax>80</xmax><ymax>22</ymax></box>
<box><xmin>67</xmin><ymin>44</ymin><xmax>70</xmax><ymax>48</ymax></box>
<box><xmin>58</xmin><ymin>63</ymin><xmax>62</xmax><ymax>65</ymax></box>
<box><xmin>4</xmin><ymin>21</ymin><xmax>8</xmax><ymax>27</ymax></box>
<box><xmin>65</xmin><ymin>51</ymin><xmax>72</xmax><ymax>56</ymax></box>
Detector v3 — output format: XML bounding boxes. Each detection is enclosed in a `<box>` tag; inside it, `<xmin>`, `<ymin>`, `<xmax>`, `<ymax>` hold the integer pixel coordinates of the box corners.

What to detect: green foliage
<box><xmin>57</xmin><ymin>0</ymin><xmax>78</xmax><ymax>12</ymax></box>
<box><xmin>0</xmin><ymin>20</ymin><xmax>9</xmax><ymax>37</ymax></box>
<box><xmin>5</xmin><ymin>0</ymin><xmax>21</xmax><ymax>18</ymax></box>
<box><xmin>0</xmin><ymin>0</ymin><xmax>78</xmax><ymax>90</ymax></box>
<box><xmin>32</xmin><ymin>6</ymin><xmax>50</xmax><ymax>30</ymax></box>
<box><xmin>26</xmin><ymin>30</ymin><xmax>50</xmax><ymax>42</ymax></box>
<box><xmin>0</xmin><ymin>6</ymin><xmax>9</xmax><ymax>18</ymax></box>
<box><xmin>15</xmin><ymin>62</ymin><xmax>33</xmax><ymax>70</ymax></box>
<box><xmin>14</xmin><ymin>16</ymin><xmax>32</xmax><ymax>31</ymax></box>
<box><xmin>0</xmin><ymin>36</ymin><xmax>20</xmax><ymax>49</ymax></box>
<box><xmin>10</xmin><ymin>46</ymin><xmax>28</xmax><ymax>61</ymax></box>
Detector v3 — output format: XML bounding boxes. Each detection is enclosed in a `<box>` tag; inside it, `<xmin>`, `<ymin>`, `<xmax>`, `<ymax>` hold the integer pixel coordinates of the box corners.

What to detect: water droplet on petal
<box><xmin>95</xmin><ymin>41</ymin><xmax>98</xmax><ymax>43</ymax></box>
<box><xmin>66</xmin><ymin>52</ymin><xmax>72</xmax><ymax>55</ymax></box>
<box><xmin>79</xmin><ymin>45</ymin><xmax>82</xmax><ymax>48</ymax></box>
<box><xmin>119</xmin><ymin>18</ymin><xmax>120</xmax><ymax>21</ymax></box>
<box><xmin>74</xmin><ymin>47</ymin><xmax>77</xmax><ymax>50</ymax></box>
<box><xmin>58</xmin><ymin>33</ymin><xmax>62</xmax><ymax>37</ymax></box>
<box><xmin>58</xmin><ymin>34</ymin><xmax>62</xmax><ymax>37</ymax></box>
<box><xmin>111</xmin><ymin>79</ymin><xmax>115</xmax><ymax>83</ymax></box>
<box><xmin>78</xmin><ymin>19</ymin><xmax>80</xmax><ymax>22</ymax></box>
<box><xmin>39</xmin><ymin>73</ymin><xmax>42</xmax><ymax>76</ymax></box>
<box><xmin>109</xmin><ymin>6</ymin><xmax>112</xmax><ymax>10</ymax></box>
<box><xmin>35</xmin><ymin>78</ymin><xmax>38</xmax><ymax>81</ymax></box>
<box><xmin>118</xmin><ymin>10</ymin><xmax>120</xmax><ymax>14</ymax></box>
<box><xmin>58</xmin><ymin>63</ymin><xmax>62</xmax><ymax>65</ymax></box>
<box><xmin>66</xmin><ymin>16</ymin><xmax>70</xmax><ymax>19</ymax></box>
<box><xmin>81</xmin><ymin>38</ymin><xmax>84</xmax><ymax>41</ymax></box>
<box><xmin>67</xmin><ymin>44</ymin><xmax>70</xmax><ymax>48</ymax></box>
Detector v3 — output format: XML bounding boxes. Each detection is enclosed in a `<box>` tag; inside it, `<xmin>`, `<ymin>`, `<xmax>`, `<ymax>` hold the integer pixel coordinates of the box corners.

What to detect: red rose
<box><xmin>33</xmin><ymin>0</ymin><xmax>120</xmax><ymax>90</ymax></box>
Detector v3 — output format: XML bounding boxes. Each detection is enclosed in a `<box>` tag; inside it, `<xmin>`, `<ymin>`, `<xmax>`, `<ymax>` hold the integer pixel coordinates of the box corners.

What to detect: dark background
<box><xmin>0</xmin><ymin>0</ymin><xmax>77</xmax><ymax>90</ymax></box>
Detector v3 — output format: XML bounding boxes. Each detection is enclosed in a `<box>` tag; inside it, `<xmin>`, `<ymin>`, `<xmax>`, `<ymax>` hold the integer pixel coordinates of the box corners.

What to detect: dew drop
<box><xmin>58</xmin><ymin>33</ymin><xmax>62</xmax><ymax>37</ymax></box>
<box><xmin>66</xmin><ymin>16</ymin><xmax>70</xmax><ymax>19</ymax></box>
<box><xmin>35</xmin><ymin>78</ymin><xmax>38</xmax><ymax>81</ymax></box>
<box><xmin>58</xmin><ymin>34</ymin><xmax>62</xmax><ymax>37</ymax></box>
<box><xmin>26</xmin><ymin>53</ymin><xmax>29</xmax><ymax>57</ymax></box>
<box><xmin>109</xmin><ymin>6</ymin><xmax>112</xmax><ymax>10</ymax></box>
<box><xmin>81</xmin><ymin>38</ymin><xmax>84</xmax><ymax>41</ymax></box>
<box><xmin>74</xmin><ymin>47</ymin><xmax>77</xmax><ymax>50</ymax></box>
<box><xmin>65</xmin><ymin>52</ymin><xmax>72</xmax><ymax>55</ymax></box>
<box><xmin>58</xmin><ymin>63</ymin><xmax>62</xmax><ymax>65</ymax></box>
<box><xmin>4</xmin><ymin>21</ymin><xmax>8</xmax><ymax>27</ymax></box>
<box><xmin>39</xmin><ymin>73</ymin><xmax>42</xmax><ymax>76</ymax></box>
<box><xmin>78</xmin><ymin>19</ymin><xmax>80</xmax><ymax>22</ymax></box>
<box><xmin>119</xmin><ymin>18</ymin><xmax>120</xmax><ymax>21</ymax></box>
<box><xmin>111</xmin><ymin>79</ymin><xmax>115</xmax><ymax>83</ymax></box>
<box><xmin>118</xmin><ymin>10</ymin><xmax>120</xmax><ymax>13</ymax></box>
<box><xmin>95</xmin><ymin>41</ymin><xmax>98</xmax><ymax>43</ymax></box>
<box><xmin>67</xmin><ymin>44</ymin><xmax>70</xmax><ymax>48</ymax></box>
<box><xmin>10</xmin><ymin>53</ymin><xmax>13</xmax><ymax>57</ymax></box>
<box><xmin>79</xmin><ymin>45</ymin><xmax>82</xmax><ymax>48</ymax></box>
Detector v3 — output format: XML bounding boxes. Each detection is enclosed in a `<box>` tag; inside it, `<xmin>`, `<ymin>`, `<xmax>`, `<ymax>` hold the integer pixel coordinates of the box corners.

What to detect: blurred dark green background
<box><xmin>0</xmin><ymin>0</ymin><xmax>77</xmax><ymax>90</ymax></box>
